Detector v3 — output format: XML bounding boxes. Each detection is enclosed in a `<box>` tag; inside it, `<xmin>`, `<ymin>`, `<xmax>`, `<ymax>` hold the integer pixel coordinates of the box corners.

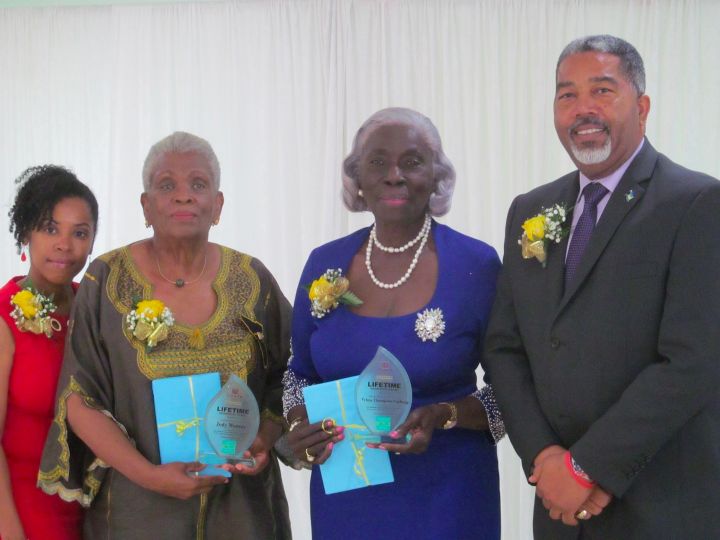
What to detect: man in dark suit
<box><xmin>485</xmin><ymin>35</ymin><xmax>720</xmax><ymax>539</ymax></box>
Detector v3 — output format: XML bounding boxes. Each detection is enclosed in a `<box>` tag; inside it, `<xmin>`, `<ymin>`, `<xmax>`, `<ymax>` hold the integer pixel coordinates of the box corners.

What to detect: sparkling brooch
<box><xmin>415</xmin><ymin>307</ymin><xmax>445</xmax><ymax>342</ymax></box>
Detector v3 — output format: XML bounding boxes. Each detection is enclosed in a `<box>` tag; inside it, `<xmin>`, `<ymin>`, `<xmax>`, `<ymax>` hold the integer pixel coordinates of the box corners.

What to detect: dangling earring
<box><xmin>20</xmin><ymin>245</ymin><xmax>27</xmax><ymax>262</ymax></box>
<box><xmin>358</xmin><ymin>189</ymin><xmax>364</xmax><ymax>197</ymax></box>
<box><xmin>145</xmin><ymin>220</ymin><xmax>151</xmax><ymax>228</ymax></box>
<box><xmin>212</xmin><ymin>218</ymin><xmax>219</xmax><ymax>226</ymax></box>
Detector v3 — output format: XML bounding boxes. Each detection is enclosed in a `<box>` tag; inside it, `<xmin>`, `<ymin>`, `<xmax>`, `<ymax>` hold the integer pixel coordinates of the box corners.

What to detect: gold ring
<box><xmin>321</xmin><ymin>418</ymin><xmax>334</xmax><ymax>434</ymax></box>
<box><xmin>304</xmin><ymin>448</ymin><xmax>316</xmax><ymax>463</ymax></box>
<box><xmin>575</xmin><ymin>509</ymin><xmax>590</xmax><ymax>520</ymax></box>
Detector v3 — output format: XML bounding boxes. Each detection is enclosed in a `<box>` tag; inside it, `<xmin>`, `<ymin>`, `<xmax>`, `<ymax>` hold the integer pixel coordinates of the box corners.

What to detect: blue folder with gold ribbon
<box><xmin>152</xmin><ymin>372</ymin><xmax>230</xmax><ymax>477</ymax></box>
<box><xmin>303</xmin><ymin>376</ymin><xmax>394</xmax><ymax>494</ymax></box>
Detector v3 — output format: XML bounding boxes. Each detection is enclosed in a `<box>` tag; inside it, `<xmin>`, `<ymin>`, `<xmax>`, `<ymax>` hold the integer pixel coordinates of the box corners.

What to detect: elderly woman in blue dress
<box><xmin>282</xmin><ymin>107</ymin><xmax>505</xmax><ymax>539</ymax></box>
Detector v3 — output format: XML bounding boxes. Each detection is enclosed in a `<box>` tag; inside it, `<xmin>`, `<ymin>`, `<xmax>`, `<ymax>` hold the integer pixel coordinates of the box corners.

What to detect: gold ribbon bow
<box><xmin>334</xmin><ymin>380</ymin><xmax>371</xmax><ymax>485</ymax></box>
<box><xmin>20</xmin><ymin>316</ymin><xmax>61</xmax><ymax>338</ymax></box>
<box><xmin>521</xmin><ymin>234</ymin><xmax>547</xmax><ymax>265</ymax></box>
<box><xmin>133</xmin><ymin>320</ymin><xmax>169</xmax><ymax>348</ymax></box>
<box><xmin>156</xmin><ymin>377</ymin><xmax>202</xmax><ymax>461</ymax></box>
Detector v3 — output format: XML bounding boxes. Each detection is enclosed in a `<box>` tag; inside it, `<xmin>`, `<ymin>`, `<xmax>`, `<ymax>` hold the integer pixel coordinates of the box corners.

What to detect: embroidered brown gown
<box><xmin>38</xmin><ymin>246</ymin><xmax>292</xmax><ymax>539</ymax></box>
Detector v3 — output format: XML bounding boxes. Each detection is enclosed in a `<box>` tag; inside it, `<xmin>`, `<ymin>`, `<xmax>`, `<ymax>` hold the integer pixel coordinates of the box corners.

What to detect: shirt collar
<box><xmin>576</xmin><ymin>139</ymin><xmax>645</xmax><ymax>200</ymax></box>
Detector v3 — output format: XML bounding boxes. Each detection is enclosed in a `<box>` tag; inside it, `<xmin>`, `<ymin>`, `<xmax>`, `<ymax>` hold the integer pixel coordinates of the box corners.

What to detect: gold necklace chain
<box><xmin>154</xmin><ymin>252</ymin><xmax>208</xmax><ymax>288</ymax></box>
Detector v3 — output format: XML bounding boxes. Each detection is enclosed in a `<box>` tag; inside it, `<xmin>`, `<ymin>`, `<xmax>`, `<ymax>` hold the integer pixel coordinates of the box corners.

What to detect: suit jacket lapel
<box><xmin>545</xmin><ymin>175</ymin><xmax>579</xmax><ymax>310</ymax></box>
<box><xmin>555</xmin><ymin>139</ymin><xmax>659</xmax><ymax>317</ymax></box>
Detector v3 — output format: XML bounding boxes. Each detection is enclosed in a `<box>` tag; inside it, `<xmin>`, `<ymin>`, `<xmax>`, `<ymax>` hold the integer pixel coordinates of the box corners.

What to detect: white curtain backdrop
<box><xmin>1</xmin><ymin>1</ymin><xmax>719</xmax><ymax>538</ymax></box>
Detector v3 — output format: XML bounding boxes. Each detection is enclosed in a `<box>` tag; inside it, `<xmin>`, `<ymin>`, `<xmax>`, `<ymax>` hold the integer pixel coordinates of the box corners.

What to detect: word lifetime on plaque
<box><xmin>204</xmin><ymin>374</ymin><xmax>260</xmax><ymax>467</ymax></box>
<box><xmin>355</xmin><ymin>346</ymin><xmax>412</xmax><ymax>444</ymax></box>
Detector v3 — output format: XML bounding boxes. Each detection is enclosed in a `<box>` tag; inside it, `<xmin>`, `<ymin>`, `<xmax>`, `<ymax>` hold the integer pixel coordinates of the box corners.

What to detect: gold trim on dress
<box><xmin>261</xmin><ymin>408</ymin><xmax>286</xmax><ymax>427</ymax></box>
<box><xmin>197</xmin><ymin>492</ymin><xmax>208</xmax><ymax>540</ymax></box>
<box><xmin>104</xmin><ymin>246</ymin><xmax>262</xmax><ymax>380</ymax></box>
<box><xmin>37</xmin><ymin>376</ymin><xmax>125</xmax><ymax>507</ymax></box>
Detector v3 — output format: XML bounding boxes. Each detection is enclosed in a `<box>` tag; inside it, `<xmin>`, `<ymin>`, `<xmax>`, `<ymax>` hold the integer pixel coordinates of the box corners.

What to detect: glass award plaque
<box><xmin>355</xmin><ymin>346</ymin><xmax>412</xmax><ymax>444</ymax></box>
<box><xmin>204</xmin><ymin>374</ymin><xmax>260</xmax><ymax>467</ymax></box>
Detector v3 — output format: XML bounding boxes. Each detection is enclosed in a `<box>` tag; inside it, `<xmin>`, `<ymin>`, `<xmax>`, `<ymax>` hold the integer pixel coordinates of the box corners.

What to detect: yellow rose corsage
<box><xmin>126</xmin><ymin>297</ymin><xmax>174</xmax><ymax>348</ymax></box>
<box><xmin>10</xmin><ymin>286</ymin><xmax>61</xmax><ymax>338</ymax></box>
<box><xmin>519</xmin><ymin>203</ymin><xmax>570</xmax><ymax>267</ymax></box>
<box><xmin>305</xmin><ymin>268</ymin><xmax>362</xmax><ymax>318</ymax></box>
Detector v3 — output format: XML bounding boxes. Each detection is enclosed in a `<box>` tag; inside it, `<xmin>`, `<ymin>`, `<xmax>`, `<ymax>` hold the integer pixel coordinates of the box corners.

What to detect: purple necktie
<box><xmin>565</xmin><ymin>182</ymin><xmax>609</xmax><ymax>286</ymax></box>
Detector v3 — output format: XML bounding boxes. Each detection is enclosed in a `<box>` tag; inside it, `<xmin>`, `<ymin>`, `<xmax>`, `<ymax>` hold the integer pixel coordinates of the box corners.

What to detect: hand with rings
<box><xmin>574</xmin><ymin>509</ymin><xmax>590</xmax><ymax>520</ymax></box>
<box><xmin>572</xmin><ymin>486</ymin><xmax>613</xmax><ymax>523</ymax></box>
<box><xmin>286</xmin><ymin>411</ymin><xmax>345</xmax><ymax>466</ymax></box>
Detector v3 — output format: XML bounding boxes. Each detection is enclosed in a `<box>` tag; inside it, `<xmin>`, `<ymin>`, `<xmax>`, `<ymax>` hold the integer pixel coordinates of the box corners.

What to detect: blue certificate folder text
<box><xmin>152</xmin><ymin>372</ymin><xmax>231</xmax><ymax>477</ymax></box>
<box><xmin>303</xmin><ymin>376</ymin><xmax>394</xmax><ymax>494</ymax></box>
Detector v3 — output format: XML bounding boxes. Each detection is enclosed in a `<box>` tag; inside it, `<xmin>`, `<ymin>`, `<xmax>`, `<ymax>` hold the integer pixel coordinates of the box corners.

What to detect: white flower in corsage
<box><xmin>10</xmin><ymin>287</ymin><xmax>61</xmax><ymax>338</ymax></box>
<box><xmin>518</xmin><ymin>203</ymin><xmax>570</xmax><ymax>267</ymax></box>
<box><xmin>305</xmin><ymin>268</ymin><xmax>362</xmax><ymax>319</ymax></box>
<box><xmin>126</xmin><ymin>298</ymin><xmax>174</xmax><ymax>348</ymax></box>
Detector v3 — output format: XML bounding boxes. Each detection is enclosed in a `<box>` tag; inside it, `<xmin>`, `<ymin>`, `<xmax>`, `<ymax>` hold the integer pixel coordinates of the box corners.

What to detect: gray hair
<box><xmin>142</xmin><ymin>131</ymin><xmax>221</xmax><ymax>191</ymax></box>
<box><xmin>557</xmin><ymin>35</ymin><xmax>646</xmax><ymax>95</ymax></box>
<box><xmin>342</xmin><ymin>107</ymin><xmax>456</xmax><ymax>217</ymax></box>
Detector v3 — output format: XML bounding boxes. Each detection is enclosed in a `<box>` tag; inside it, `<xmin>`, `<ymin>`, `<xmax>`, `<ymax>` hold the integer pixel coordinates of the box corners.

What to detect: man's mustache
<box><xmin>569</xmin><ymin>117</ymin><xmax>608</xmax><ymax>134</ymax></box>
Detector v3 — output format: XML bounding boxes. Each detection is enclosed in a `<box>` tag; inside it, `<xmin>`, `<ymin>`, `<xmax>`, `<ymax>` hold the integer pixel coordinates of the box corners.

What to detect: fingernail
<box><xmin>337</xmin><ymin>433</ymin><xmax>345</xmax><ymax>441</ymax></box>
<box><xmin>336</xmin><ymin>426</ymin><xmax>345</xmax><ymax>433</ymax></box>
<box><xmin>328</xmin><ymin>442</ymin><xmax>334</xmax><ymax>450</ymax></box>
<box><xmin>390</xmin><ymin>431</ymin><xmax>399</xmax><ymax>438</ymax></box>
<box><xmin>379</xmin><ymin>445</ymin><xmax>387</xmax><ymax>450</ymax></box>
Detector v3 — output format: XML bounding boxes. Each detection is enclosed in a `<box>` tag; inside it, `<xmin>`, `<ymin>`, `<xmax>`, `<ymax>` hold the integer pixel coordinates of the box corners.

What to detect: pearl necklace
<box><xmin>365</xmin><ymin>216</ymin><xmax>431</xmax><ymax>289</ymax></box>
<box><xmin>371</xmin><ymin>214</ymin><xmax>431</xmax><ymax>253</ymax></box>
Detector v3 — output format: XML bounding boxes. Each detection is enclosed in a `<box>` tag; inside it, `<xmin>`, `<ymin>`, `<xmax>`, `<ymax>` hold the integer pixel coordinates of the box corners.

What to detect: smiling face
<box><xmin>356</xmin><ymin>123</ymin><xmax>435</xmax><ymax>225</ymax></box>
<box><xmin>26</xmin><ymin>196</ymin><xmax>95</xmax><ymax>289</ymax></box>
<box><xmin>141</xmin><ymin>151</ymin><xmax>224</xmax><ymax>240</ymax></box>
<box><xmin>554</xmin><ymin>52</ymin><xmax>650</xmax><ymax>179</ymax></box>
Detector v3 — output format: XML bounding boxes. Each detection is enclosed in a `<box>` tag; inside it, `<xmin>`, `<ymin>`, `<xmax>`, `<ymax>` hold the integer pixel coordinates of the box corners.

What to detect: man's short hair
<box><xmin>557</xmin><ymin>35</ymin><xmax>646</xmax><ymax>95</ymax></box>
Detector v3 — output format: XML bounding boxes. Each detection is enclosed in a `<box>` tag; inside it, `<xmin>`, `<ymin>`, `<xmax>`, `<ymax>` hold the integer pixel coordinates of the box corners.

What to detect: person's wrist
<box><xmin>564</xmin><ymin>451</ymin><xmax>595</xmax><ymax>489</ymax></box>
<box><xmin>437</xmin><ymin>401</ymin><xmax>457</xmax><ymax>429</ymax></box>
<box><xmin>137</xmin><ymin>461</ymin><xmax>163</xmax><ymax>491</ymax></box>
<box><xmin>533</xmin><ymin>444</ymin><xmax>565</xmax><ymax>467</ymax></box>
<box><xmin>288</xmin><ymin>416</ymin><xmax>306</xmax><ymax>432</ymax></box>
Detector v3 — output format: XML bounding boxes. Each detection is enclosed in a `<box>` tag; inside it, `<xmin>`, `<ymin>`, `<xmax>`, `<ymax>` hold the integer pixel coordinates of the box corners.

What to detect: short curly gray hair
<box><xmin>142</xmin><ymin>131</ymin><xmax>221</xmax><ymax>192</ymax></box>
<box><xmin>342</xmin><ymin>108</ymin><xmax>456</xmax><ymax>217</ymax></box>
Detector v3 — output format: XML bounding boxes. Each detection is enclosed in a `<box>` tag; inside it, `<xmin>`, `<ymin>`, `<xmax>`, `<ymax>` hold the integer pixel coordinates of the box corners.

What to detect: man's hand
<box><xmin>576</xmin><ymin>485</ymin><xmax>614</xmax><ymax>518</ymax></box>
<box><xmin>530</xmin><ymin>450</ymin><xmax>592</xmax><ymax>524</ymax></box>
<box><xmin>532</xmin><ymin>444</ymin><xmax>566</xmax><ymax>473</ymax></box>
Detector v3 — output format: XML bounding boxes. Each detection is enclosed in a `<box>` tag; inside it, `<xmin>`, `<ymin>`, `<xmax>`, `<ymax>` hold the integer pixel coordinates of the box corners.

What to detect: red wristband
<box><xmin>564</xmin><ymin>451</ymin><xmax>595</xmax><ymax>489</ymax></box>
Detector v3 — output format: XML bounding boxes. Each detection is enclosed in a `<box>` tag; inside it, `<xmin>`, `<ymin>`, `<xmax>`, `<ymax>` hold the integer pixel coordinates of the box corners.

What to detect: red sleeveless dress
<box><xmin>0</xmin><ymin>277</ymin><xmax>82</xmax><ymax>540</ymax></box>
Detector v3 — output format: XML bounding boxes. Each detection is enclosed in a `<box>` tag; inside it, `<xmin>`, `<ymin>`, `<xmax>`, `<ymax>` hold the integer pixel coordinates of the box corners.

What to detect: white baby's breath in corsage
<box><xmin>304</xmin><ymin>268</ymin><xmax>362</xmax><ymax>318</ymax></box>
<box><xmin>126</xmin><ymin>298</ymin><xmax>174</xmax><ymax>348</ymax></box>
<box><xmin>518</xmin><ymin>203</ymin><xmax>570</xmax><ymax>267</ymax></box>
<box><xmin>10</xmin><ymin>287</ymin><xmax>61</xmax><ymax>338</ymax></box>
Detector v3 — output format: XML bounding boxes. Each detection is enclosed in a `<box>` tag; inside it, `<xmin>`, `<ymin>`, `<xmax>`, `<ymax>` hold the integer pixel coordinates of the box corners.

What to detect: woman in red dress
<box><xmin>0</xmin><ymin>166</ymin><xmax>97</xmax><ymax>540</ymax></box>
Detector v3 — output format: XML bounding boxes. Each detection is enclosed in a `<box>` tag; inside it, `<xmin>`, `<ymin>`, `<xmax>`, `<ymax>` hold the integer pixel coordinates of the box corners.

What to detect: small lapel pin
<box><xmin>624</xmin><ymin>189</ymin><xmax>636</xmax><ymax>202</ymax></box>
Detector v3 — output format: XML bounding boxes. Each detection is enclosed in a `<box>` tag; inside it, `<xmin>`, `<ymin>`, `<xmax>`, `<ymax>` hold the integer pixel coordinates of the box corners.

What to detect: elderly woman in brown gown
<box><xmin>38</xmin><ymin>132</ymin><xmax>292</xmax><ymax>539</ymax></box>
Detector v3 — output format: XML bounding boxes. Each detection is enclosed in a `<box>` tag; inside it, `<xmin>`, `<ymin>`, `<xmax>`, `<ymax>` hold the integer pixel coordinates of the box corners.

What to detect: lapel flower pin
<box><xmin>624</xmin><ymin>189</ymin><xmax>636</xmax><ymax>202</ymax></box>
<box><xmin>126</xmin><ymin>298</ymin><xmax>174</xmax><ymax>348</ymax></box>
<box><xmin>518</xmin><ymin>203</ymin><xmax>570</xmax><ymax>267</ymax></box>
<box><xmin>305</xmin><ymin>268</ymin><xmax>363</xmax><ymax>318</ymax></box>
<box><xmin>10</xmin><ymin>286</ymin><xmax>61</xmax><ymax>338</ymax></box>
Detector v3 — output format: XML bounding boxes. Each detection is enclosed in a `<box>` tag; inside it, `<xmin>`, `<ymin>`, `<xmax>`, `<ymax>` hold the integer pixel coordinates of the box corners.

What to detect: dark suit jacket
<box><xmin>485</xmin><ymin>140</ymin><xmax>720</xmax><ymax>539</ymax></box>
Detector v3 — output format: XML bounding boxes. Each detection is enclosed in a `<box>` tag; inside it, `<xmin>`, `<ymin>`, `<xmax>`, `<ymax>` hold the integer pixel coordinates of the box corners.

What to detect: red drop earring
<box><xmin>20</xmin><ymin>246</ymin><xmax>27</xmax><ymax>262</ymax></box>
